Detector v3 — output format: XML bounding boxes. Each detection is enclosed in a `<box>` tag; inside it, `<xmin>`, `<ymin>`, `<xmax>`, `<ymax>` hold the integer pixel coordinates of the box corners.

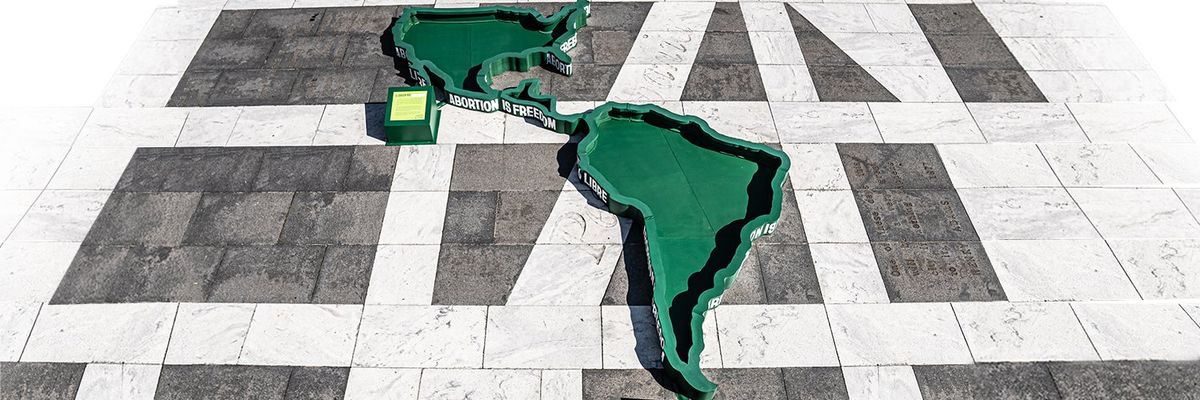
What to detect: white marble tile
<box><xmin>715</xmin><ymin>304</ymin><xmax>839</xmax><ymax>368</ymax></box>
<box><xmin>966</xmin><ymin>103</ymin><xmax>1088</xmax><ymax>143</ymax></box>
<box><xmin>1070</xmin><ymin>188</ymin><xmax>1200</xmax><ymax>239</ymax></box>
<box><xmin>782</xmin><ymin>144</ymin><xmax>851</xmax><ymax>190</ymax></box>
<box><xmin>957</xmin><ymin>188</ymin><xmax>1098</xmax><ymax>240</ymax></box>
<box><xmin>759</xmin><ymin>65</ymin><xmax>819</xmax><ymax>102</ymax></box>
<box><xmin>509</xmin><ymin>244</ymin><xmax>620</xmax><ymax>306</ymax></box>
<box><xmin>541</xmin><ymin>370</ymin><xmax>583</xmax><ymax>400</ymax></box>
<box><xmin>977</xmin><ymin>3</ymin><xmax>1124</xmax><ymax>38</ymax></box>
<box><xmin>788</xmin><ymin>3</ymin><xmax>876</xmax><ymax>33</ymax></box>
<box><xmin>827</xmin><ymin>33</ymin><xmax>940</xmax><ymax>67</ymax></box>
<box><xmin>625</xmin><ymin>31</ymin><xmax>706</xmax><ymax>64</ymax></box>
<box><xmin>239</xmin><ymin>304</ymin><xmax>362</xmax><ymax>366</ymax></box>
<box><xmin>1073</xmin><ymin>302</ymin><xmax>1200</xmax><ymax>361</ymax></box>
<box><xmin>0</xmin><ymin>190</ymin><xmax>39</xmax><ymax>242</ymax></box>
<box><xmin>871</xmin><ymin>103</ymin><xmax>984</xmax><ymax>143</ymax></box>
<box><xmin>75</xmin><ymin>364</ymin><xmax>161</xmax><ymax>400</ymax></box>
<box><xmin>867</xmin><ymin>66</ymin><xmax>961</xmax><ymax>103</ymax></box>
<box><xmin>8</xmin><ymin>190</ymin><xmax>109</xmax><ymax>243</ymax></box>
<box><xmin>344</xmin><ymin>368</ymin><xmax>422</xmax><ymax>400</ymax></box>
<box><xmin>537</xmin><ymin>188</ymin><xmax>624</xmax><ymax>245</ymax></box>
<box><xmin>314</xmin><ymin>104</ymin><xmax>369</xmax><ymax>145</ymax></box>
<box><xmin>681</xmin><ymin>101</ymin><xmax>778</xmax><ymax>143</ymax></box>
<box><xmin>503</xmin><ymin>114</ymin><xmax>571</xmax><ymax>144</ymax></box>
<box><xmin>224</xmin><ymin>0</ymin><xmax>294</xmax><ymax>8</ymax></box>
<box><xmin>1185</xmin><ymin>304</ymin><xmax>1200</xmax><ymax>327</ymax></box>
<box><xmin>379</xmin><ymin>191</ymin><xmax>448</xmax><ymax>244</ymax></box>
<box><xmin>748</xmin><ymin>32</ymin><xmax>805</xmax><ymax>65</ymax></box>
<box><xmin>864</xmin><ymin>4</ymin><xmax>921</xmax><ymax>33</ymax></box>
<box><xmin>0</xmin><ymin>107</ymin><xmax>92</xmax><ymax>146</ymax></box>
<box><xmin>795</xmin><ymin>190</ymin><xmax>871</xmax><ymax>243</ymax></box>
<box><xmin>1109</xmin><ymin>240</ymin><xmax>1200</xmax><ymax>300</ymax></box>
<box><xmin>1040</xmin><ymin>144</ymin><xmax>1160</xmax><ymax>187</ymax></box>
<box><xmin>954</xmin><ymin>302</ymin><xmax>1099</xmax><ymax>362</ymax></box>
<box><xmin>640</xmin><ymin>2</ymin><xmax>715</xmax><ymax>32</ymax></box>
<box><xmin>366</xmin><ymin>245</ymin><xmax>439</xmax><ymax>305</ymax></box>
<box><xmin>1031</xmin><ymin>71</ymin><xmax>1171</xmax><ymax>104</ymax></box>
<box><xmin>842</xmin><ymin>366</ymin><xmax>922</xmax><ymax>400</ymax></box>
<box><xmin>827</xmin><ymin>303</ymin><xmax>973</xmax><ymax>366</ymax></box>
<box><xmin>22</xmin><ymin>303</ymin><xmax>177</xmax><ymax>363</ymax></box>
<box><xmin>227</xmin><ymin>105</ymin><xmax>324</xmax><ymax>146</ymax></box>
<box><xmin>418</xmin><ymin>369</ymin><xmax>542</xmax><ymax>400</ymax></box>
<box><xmin>164</xmin><ymin>303</ymin><xmax>254</xmax><ymax>365</ymax></box>
<box><xmin>985</xmin><ymin>240</ymin><xmax>1139</xmax><ymax>302</ymax></box>
<box><xmin>483</xmin><ymin>306</ymin><xmax>602</xmax><ymax>369</ymax></box>
<box><xmin>391</xmin><ymin>144</ymin><xmax>455</xmax><ymax>191</ymax></box>
<box><xmin>354</xmin><ymin>305</ymin><xmax>487</xmax><ymax>368</ymax></box>
<box><xmin>810</xmin><ymin>243</ymin><xmax>889</xmax><ymax>304</ymax></box>
<box><xmin>1069</xmin><ymin>103</ymin><xmax>1189</xmax><ymax>143</ymax></box>
<box><xmin>0</xmin><ymin>302</ymin><xmax>40</xmax><ymax>361</ymax></box>
<box><xmin>607</xmin><ymin>64</ymin><xmax>692</xmax><ymax>102</ymax></box>
<box><xmin>139</xmin><ymin>8</ymin><xmax>221</xmax><ymax>40</ymax></box>
<box><xmin>1133</xmin><ymin>144</ymin><xmax>1200</xmax><ymax>187</ymax></box>
<box><xmin>772</xmin><ymin>102</ymin><xmax>882</xmax><ymax>143</ymax></box>
<box><xmin>938</xmin><ymin>144</ymin><xmax>1059</xmax><ymax>188</ymax></box>
<box><xmin>176</xmin><ymin>107</ymin><xmax>241</xmax><ymax>146</ymax></box>
<box><xmin>601</xmin><ymin>305</ymin><xmax>721</xmax><ymax>369</ymax></box>
<box><xmin>740</xmin><ymin>2</ymin><xmax>792</xmax><ymax>32</ymax></box>
<box><xmin>1005</xmin><ymin>37</ymin><xmax>1148</xmax><ymax>71</ymax></box>
<box><xmin>437</xmin><ymin>106</ymin><xmax>505</xmax><ymax>144</ymax></box>
<box><xmin>116</xmin><ymin>40</ymin><xmax>202</xmax><ymax>75</ymax></box>
<box><xmin>96</xmin><ymin>74</ymin><xmax>182</xmax><ymax>108</ymax></box>
<box><xmin>1181</xmin><ymin>189</ymin><xmax>1200</xmax><ymax>219</ymax></box>
<box><xmin>0</xmin><ymin>145</ymin><xmax>68</xmax><ymax>190</ymax></box>
<box><xmin>47</xmin><ymin>147</ymin><xmax>138</xmax><ymax>190</ymax></box>
<box><xmin>0</xmin><ymin>242</ymin><xmax>79</xmax><ymax>303</ymax></box>
<box><xmin>76</xmin><ymin>108</ymin><xmax>188</xmax><ymax>147</ymax></box>
<box><xmin>293</xmin><ymin>0</ymin><xmax>365</xmax><ymax>6</ymax></box>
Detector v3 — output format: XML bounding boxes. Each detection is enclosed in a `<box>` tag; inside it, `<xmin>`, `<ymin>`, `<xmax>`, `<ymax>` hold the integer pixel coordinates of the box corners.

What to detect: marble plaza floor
<box><xmin>2</xmin><ymin>0</ymin><xmax>1200</xmax><ymax>399</ymax></box>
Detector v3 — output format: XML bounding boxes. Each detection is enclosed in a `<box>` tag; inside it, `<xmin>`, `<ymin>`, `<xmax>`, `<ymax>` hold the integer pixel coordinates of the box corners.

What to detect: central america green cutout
<box><xmin>390</xmin><ymin>2</ymin><xmax>791</xmax><ymax>399</ymax></box>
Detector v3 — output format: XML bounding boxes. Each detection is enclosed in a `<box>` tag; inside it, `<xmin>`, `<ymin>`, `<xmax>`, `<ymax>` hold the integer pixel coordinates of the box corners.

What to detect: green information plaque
<box><xmin>383</xmin><ymin>86</ymin><xmax>440</xmax><ymax>145</ymax></box>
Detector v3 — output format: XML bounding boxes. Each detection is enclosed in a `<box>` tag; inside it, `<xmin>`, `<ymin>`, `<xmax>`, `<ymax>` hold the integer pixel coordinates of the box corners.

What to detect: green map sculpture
<box><xmin>391</xmin><ymin>2</ymin><xmax>791</xmax><ymax>399</ymax></box>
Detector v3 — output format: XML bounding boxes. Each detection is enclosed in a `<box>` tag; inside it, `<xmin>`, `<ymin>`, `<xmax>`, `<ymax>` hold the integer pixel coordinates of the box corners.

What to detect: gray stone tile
<box><xmin>680</xmin><ymin>63</ymin><xmax>768</xmax><ymax>102</ymax></box>
<box><xmin>253</xmin><ymin>147</ymin><xmax>354</xmax><ymax>192</ymax></box>
<box><xmin>602</xmin><ymin>225</ymin><xmax>654</xmax><ymax>306</ymax></box>
<box><xmin>155</xmin><ymin>365</ymin><xmax>292</xmax><ymax>400</ymax></box>
<box><xmin>909</xmin><ymin>4</ymin><xmax>998</xmax><ymax>35</ymax></box>
<box><xmin>190</xmin><ymin>38</ymin><xmax>278</xmax><ymax>71</ymax></box>
<box><xmin>944</xmin><ymin>68</ymin><xmax>1048</xmax><ymax>103</ymax></box>
<box><xmin>316</xmin><ymin>6</ymin><xmax>398</xmax><ymax>35</ymax></box>
<box><xmin>343</xmin><ymin>34</ymin><xmax>395</xmax><ymax>68</ymax></box>
<box><xmin>707</xmin><ymin>368</ymin><xmax>787</xmax><ymax>400</ymax></box>
<box><xmin>756</xmin><ymin>244</ymin><xmax>822</xmax><ymax>304</ymax></box>
<box><xmin>587</xmin><ymin>30</ymin><xmax>639</xmax><ymax>65</ymax></box>
<box><xmin>781</xmin><ymin>367</ymin><xmax>850</xmax><ymax>400</ymax></box>
<box><xmin>84</xmin><ymin>192</ymin><xmax>202</xmax><ymax>246</ymax></box>
<box><xmin>1049</xmin><ymin>361</ymin><xmax>1200</xmax><ymax>400</ymax></box>
<box><xmin>442</xmin><ymin>191</ymin><xmax>498</xmax><ymax>244</ymax></box>
<box><xmin>311</xmin><ymin>245</ymin><xmax>375</xmax><ymax>304</ymax></box>
<box><xmin>279</xmin><ymin>191</ymin><xmax>389</xmax><ymax>245</ymax></box>
<box><xmin>369</xmin><ymin>67</ymin><xmax>409</xmax><ymax>103</ymax></box>
<box><xmin>872</xmin><ymin>241</ymin><xmax>1005</xmax><ymax>303</ymax></box>
<box><xmin>914</xmin><ymin>363</ymin><xmax>1061</xmax><ymax>400</ymax></box>
<box><xmin>706</xmin><ymin>2</ymin><xmax>748</xmax><ymax>33</ymax></box>
<box><xmin>206</xmin><ymin>10</ymin><xmax>255</xmax><ymax>40</ymax></box>
<box><xmin>837</xmin><ymin>144</ymin><xmax>954</xmax><ymax>190</ymax></box>
<box><xmin>0</xmin><ymin>362</ymin><xmax>86</xmax><ymax>400</ymax></box>
<box><xmin>809</xmin><ymin>66</ymin><xmax>899</xmax><ymax>102</ymax></box>
<box><xmin>267</xmin><ymin>36</ymin><xmax>350</xmax><ymax>69</ymax></box>
<box><xmin>694</xmin><ymin>33</ymin><xmax>756</xmax><ymax>64</ymax></box>
<box><xmin>116</xmin><ymin>147</ymin><xmax>265</xmax><ymax>193</ymax></box>
<box><xmin>168</xmin><ymin>71</ymin><xmax>221</xmax><ymax>107</ymax></box>
<box><xmin>853</xmin><ymin>190</ymin><xmax>979</xmax><ymax>242</ymax></box>
<box><xmin>207</xmin><ymin>245</ymin><xmax>324</xmax><ymax>303</ymax></box>
<box><xmin>208</xmin><ymin>69</ymin><xmax>299</xmax><ymax>106</ymax></box>
<box><xmin>345</xmin><ymin>146</ymin><xmax>400</xmax><ymax>191</ymax></box>
<box><xmin>183</xmin><ymin>192</ymin><xmax>294</xmax><ymax>245</ymax></box>
<box><xmin>796</xmin><ymin>33</ymin><xmax>857</xmax><ymax>67</ymax></box>
<box><xmin>722</xmin><ymin>249</ymin><xmax>767</xmax><ymax>304</ymax></box>
<box><xmin>582</xmin><ymin>369</ymin><xmax>675</xmax><ymax>400</ymax></box>
<box><xmin>52</xmin><ymin>245</ymin><xmax>223</xmax><ymax>304</ymax></box>
<box><xmin>283</xmin><ymin>367</ymin><xmax>350</xmax><ymax>400</ymax></box>
<box><xmin>924</xmin><ymin>34</ymin><xmax>1022</xmax><ymax>69</ymax></box>
<box><xmin>494</xmin><ymin>190</ymin><xmax>559</xmax><ymax>244</ymax></box>
<box><xmin>433</xmin><ymin>244</ymin><xmax>531</xmax><ymax>305</ymax></box>
<box><xmin>449</xmin><ymin>144</ymin><xmax>572</xmax><ymax>192</ymax></box>
<box><xmin>245</xmin><ymin>8</ymin><xmax>326</xmax><ymax>38</ymax></box>
<box><xmin>586</xmin><ymin>2</ymin><xmax>653</xmax><ymax>31</ymax></box>
<box><xmin>288</xmin><ymin>68</ymin><xmax>376</xmax><ymax>104</ymax></box>
<box><xmin>542</xmin><ymin>64</ymin><xmax>622</xmax><ymax>101</ymax></box>
<box><xmin>755</xmin><ymin>186</ymin><xmax>806</xmax><ymax>245</ymax></box>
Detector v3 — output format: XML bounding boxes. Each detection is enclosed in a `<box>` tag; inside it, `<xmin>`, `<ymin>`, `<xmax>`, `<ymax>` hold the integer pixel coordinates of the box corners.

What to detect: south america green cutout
<box><xmin>390</xmin><ymin>2</ymin><xmax>791</xmax><ymax>399</ymax></box>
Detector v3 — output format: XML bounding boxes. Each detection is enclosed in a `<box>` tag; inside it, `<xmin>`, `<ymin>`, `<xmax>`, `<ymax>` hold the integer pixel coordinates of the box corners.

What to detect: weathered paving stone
<box><xmin>872</xmin><ymin>241</ymin><xmax>1005</xmax><ymax>302</ymax></box>
<box><xmin>681</xmin><ymin>64</ymin><xmax>768</xmax><ymax>102</ymax></box>
<box><xmin>914</xmin><ymin>363</ymin><xmax>1062</xmax><ymax>400</ymax></box>
<box><xmin>155</xmin><ymin>365</ymin><xmax>293</xmax><ymax>400</ymax></box>
<box><xmin>1048</xmin><ymin>361</ymin><xmax>1200</xmax><ymax>400</ymax></box>
<box><xmin>116</xmin><ymin>147</ymin><xmax>265</xmax><ymax>193</ymax></box>
<box><xmin>183</xmin><ymin>192</ymin><xmax>294</xmax><ymax>245</ymax></box>
<box><xmin>493</xmin><ymin>190</ymin><xmax>560</xmax><ymax>244</ymax></box>
<box><xmin>755</xmin><ymin>186</ymin><xmax>807</xmax><ymax>245</ymax></box>
<box><xmin>588</xmin><ymin>30</ymin><xmax>640</xmax><ymax>65</ymax></box>
<box><xmin>853</xmin><ymin>190</ymin><xmax>979</xmax><ymax>242</ymax></box>
<box><xmin>837</xmin><ymin>144</ymin><xmax>954</xmax><ymax>190</ymax></box>
<box><xmin>582</xmin><ymin>368</ymin><xmax>810</xmax><ymax>400</ymax></box>
<box><xmin>539</xmin><ymin>64</ymin><xmax>623</xmax><ymax>101</ymax></box>
<box><xmin>207</xmin><ymin>69</ymin><xmax>299</xmax><ymax>106</ymax></box>
<box><xmin>317</xmin><ymin>6</ymin><xmax>399</xmax><ymax>35</ymax></box>
<box><xmin>288</xmin><ymin>68</ymin><xmax>377</xmax><ymax>104</ymax></box>
<box><xmin>705</xmin><ymin>368</ymin><xmax>788</xmax><ymax>399</ymax></box>
<box><xmin>943</xmin><ymin>68</ymin><xmax>1048</xmax><ymax>103</ymax></box>
<box><xmin>279</xmin><ymin>191</ymin><xmax>390</xmax><ymax>245</ymax></box>
<box><xmin>84</xmin><ymin>192</ymin><xmax>202</xmax><ymax>246</ymax></box>
<box><xmin>781</xmin><ymin>367</ymin><xmax>850</xmax><ymax>400</ymax></box>
<box><xmin>602</xmin><ymin>224</ymin><xmax>654</xmax><ymax>306</ymax></box>
<box><xmin>253</xmin><ymin>147</ymin><xmax>354</xmax><ymax>192</ymax></box>
<box><xmin>168</xmin><ymin>71</ymin><xmax>222</xmax><ymax>107</ymax></box>
<box><xmin>190</xmin><ymin>38</ymin><xmax>277</xmax><ymax>70</ymax></box>
<box><xmin>343</xmin><ymin>34</ymin><xmax>394</xmax><ymax>68</ymax></box>
<box><xmin>756</xmin><ymin>244</ymin><xmax>822</xmax><ymax>304</ymax></box>
<box><xmin>582</xmin><ymin>369</ymin><xmax>676</xmax><ymax>400</ymax></box>
<box><xmin>311</xmin><ymin>245</ymin><xmax>375</xmax><ymax>304</ymax></box>
<box><xmin>267</xmin><ymin>36</ymin><xmax>351</xmax><ymax>69</ymax></box>
<box><xmin>205</xmin><ymin>9</ymin><xmax>255</xmax><ymax>40</ymax></box>
<box><xmin>282</xmin><ymin>367</ymin><xmax>350</xmax><ymax>400</ymax></box>
<box><xmin>207</xmin><ymin>245</ymin><xmax>325</xmax><ymax>303</ymax></box>
<box><xmin>706</xmin><ymin>2</ymin><xmax>749</xmax><ymax>33</ymax></box>
<box><xmin>449</xmin><ymin>144</ymin><xmax>572</xmax><ymax>192</ymax></box>
<box><xmin>52</xmin><ymin>245</ymin><xmax>224</xmax><ymax>304</ymax></box>
<box><xmin>0</xmin><ymin>362</ymin><xmax>86</xmax><ymax>400</ymax></box>
<box><xmin>908</xmin><ymin>3</ymin><xmax>997</xmax><ymax>35</ymax></box>
<box><xmin>808</xmin><ymin>66</ymin><xmax>899</xmax><ymax>102</ymax></box>
<box><xmin>443</xmin><ymin>191</ymin><xmax>499</xmax><ymax>244</ymax></box>
<box><xmin>345</xmin><ymin>146</ymin><xmax>400</xmax><ymax>191</ymax></box>
<box><xmin>433</xmin><ymin>244</ymin><xmax>531</xmax><ymax>305</ymax></box>
<box><xmin>721</xmin><ymin>249</ymin><xmax>767</xmax><ymax>304</ymax></box>
<box><xmin>245</xmin><ymin>8</ymin><xmax>326</xmax><ymax>38</ymax></box>
<box><xmin>923</xmin><ymin>34</ymin><xmax>1023</xmax><ymax>69</ymax></box>
<box><xmin>586</xmin><ymin>2</ymin><xmax>653</xmax><ymax>31</ymax></box>
<box><xmin>693</xmin><ymin>33</ymin><xmax>756</xmax><ymax>64</ymax></box>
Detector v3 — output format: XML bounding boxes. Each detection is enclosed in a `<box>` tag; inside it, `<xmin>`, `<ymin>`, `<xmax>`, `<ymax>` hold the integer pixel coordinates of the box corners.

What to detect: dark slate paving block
<box><xmin>311</xmin><ymin>245</ymin><xmax>375</xmax><ymax>304</ymax></box>
<box><xmin>494</xmin><ymin>190</ymin><xmax>559</xmax><ymax>244</ymax></box>
<box><xmin>207</xmin><ymin>245</ymin><xmax>324</xmax><ymax>303</ymax></box>
<box><xmin>924</xmin><ymin>34</ymin><xmax>1022</xmax><ymax>69</ymax></box>
<box><xmin>207</xmin><ymin>69</ymin><xmax>299</xmax><ymax>106</ymax></box>
<box><xmin>369</xmin><ymin>67</ymin><xmax>410</xmax><ymax>103</ymax></box>
<box><xmin>914</xmin><ymin>363</ymin><xmax>1062</xmax><ymax>400</ymax></box>
<box><xmin>944</xmin><ymin>68</ymin><xmax>1048</xmax><ymax>103</ymax></box>
<box><xmin>872</xmin><ymin>241</ymin><xmax>1005</xmax><ymax>302</ymax></box>
<box><xmin>1049</xmin><ymin>361</ymin><xmax>1200</xmax><ymax>400</ymax></box>
<box><xmin>543</xmin><ymin>63</ymin><xmax>622</xmax><ymax>101</ymax></box>
<box><xmin>756</xmin><ymin>186</ymin><xmax>806</xmax><ymax>244</ymax></box>
<box><xmin>183</xmin><ymin>192</ymin><xmax>293</xmax><ymax>245</ymax></box>
<box><xmin>156</xmin><ymin>365</ymin><xmax>292</xmax><ymax>400</ymax></box>
<box><xmin>694</xmin><ymin>33</ymin><xmax>756</xmax><ymax>64</ymax></box>
<box><xmin>785</xmin><ymin>3</ymin><xmax>819</xmax><ymax>33</ymax></box>
<box><xmin>245</xmin><ymin>8</ymin><xmax>326</xmax><ymax>38</ymax></box>
<box><xmin>586</xmin><ymin>30</ymin><xmax>640</xmax><ymax>65</ymax></box>
<box><xmin>345</xmin><ymin>145</ymin><xmax>400</xmax><ymax>191</ymax></box>
<box><xmin>206</xmin><ymin>9</ymin><xmax>254</xmax><ymax>40</ymax></box>
<box><xmin>84</xmin><ymin>192</ymin><xmax>202</xmax><ymax>246</ymax></box>
<box><xmin>450</xmin><ymin>144</ymin><xmax>571</xmax><ymax>191</ymax></box>
<box><xmin>756</xmin><ymin>244</ymin><xmax>822</xmax><ymax>304</ymax></box>
<box><xmin>433</xmin><ymin>244</ymin><xmax>531</xmax><ymax>305</ymax></box>
<box><xmin>190</xmin><ymin>38</ymin><xmax>277</xmax><ymax>71</ymax></box>
<box><xmin>52</xmin><ymin>245</ymin><xmax>223</xmax><ymax>304</ymax></box>
<box><xmin>796</xmin><ymin>33</ymin><xmax>858</xmax><ymax>66</ymax></box>
<box><xmin>706</xmin><ymin>2</ymin><xmax>748</xmax><ymax>33</ymax></box>
<box><xmin>909</xmin><ymin>3</ymin><xmax>998</xmax><ymax>35</ymax></box>
<box><xmin>317</xmin><ymin>6</ymin><xmax>398</xmax><ymax>35</ymax></box>
<box><xmin>706</xmin><ymin>368</ymin><xmax>788</xmax><ymax>400</ymax></box>
<box><xmin>587</xmin><ymin>2</ymin><xmax>653</xmax><ymax>31</ymax></box>
<box><xmin>582</xmin><ymin>369</ymin><xmax>676</xmax><ymax>400</ymax></box>
<box><xmin>253</xmin><ymin>147</ymin><xmax>354</xmax><ymax>192</ymax></box>
<box><xmin>0</xmin><ymin>362</ymin><xmax>86</xmax><ymax>400</ymax></box>
<box><xmin>680</xmin><ymin>63</ymin><xmax>768</xmax><ymax>102</ymax></box>
<box><xmin>853</xmin><ymin>190</ymin><xmax>979</xmax><ymax>242</ymax></box>
<box><xmin>343</xmin><ymin>33</ymin><xmax>395</xmax><ymax>68</ymax></box>
<box><xmin>809</xmin><ymin>66</ymin><xmax>899</xmax><ymax>102</ymax></box>
<box><xmin>781</xmin><ymin>367</ymin><xmax>850</xmax><ymax>400</ymax></box>
<box><xmin>267</xmin><ymin>36</ymin><xmax>351</xmax><ymax>69</ymax></box>
<box><xmin>288</xmin><ymin>68</ymin><xmax>377</xmax><ymax>104</ymax></box>
<box><xmin>168</xmin><ymin>71</ymin><xmax>221</xmax><ymax>107</ymax></box>
<box><xmin>442</xmin><ymin>191</ymin><xmax>499</xmax><ymax>244</ymax></box>
<box><xmin>837</xmin><ymin>144</ymin><xmax>954</xmax><ymax>190</ymax></box>
<box><xmin>283</xmin><ymin>367</ymin><xmax>350</xmax><ymax>400</ymax></box>
<box><xmin>721</xmin><ymin>249</ymin><xmax>767</xmax><ymax>304</ymax></box>
<box><xmin>116</xmin><ymin>147</ymin><xmax>264</xmax><ymax>193</ymax></box>
<box><xmin>279</xmin><ymin>191</ymin><xmax>390</xmax><ymax>245</ymax></box>
<box><xmin>603</xmin><ymin>225</ymin><xmax>654</xmax><ymax>305</ymax></box>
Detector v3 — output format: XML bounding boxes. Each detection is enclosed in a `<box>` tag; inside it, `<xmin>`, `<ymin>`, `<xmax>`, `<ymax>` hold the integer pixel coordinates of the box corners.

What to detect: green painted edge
<box><xmin>575</xmin><ymin>102</ymin><xmax>793</xmax><ymax>400</ymax></box>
